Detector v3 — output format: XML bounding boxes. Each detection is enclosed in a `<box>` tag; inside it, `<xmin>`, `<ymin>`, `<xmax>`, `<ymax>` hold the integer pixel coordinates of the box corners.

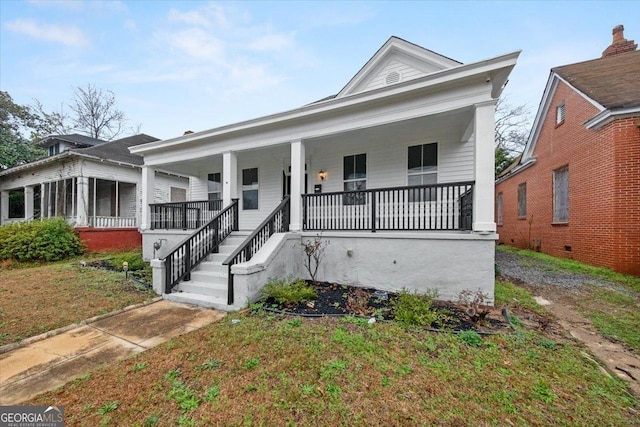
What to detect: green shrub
<box><xmin>458</xmin><ymin>330</ymin><xmax>483</xmax><ymax>347</ymax></box>
<box><xmin>392</xmin><ymin>289</ymin><xmax>443</xmax><ymax>327</ymax></box>
<box><xmin>262</xmin><ymin>277</ymin><xmax>317</xmax><ymax>306</ymax></box>
<box><xmin>0</xmin><ymin>218</ymin><xmax>82</xmax><ymax>262</ymax></box>
<box><xmin>106</xmin><ymin>251</ymin><xmax>147</xmax><ymax>272</ymax></box>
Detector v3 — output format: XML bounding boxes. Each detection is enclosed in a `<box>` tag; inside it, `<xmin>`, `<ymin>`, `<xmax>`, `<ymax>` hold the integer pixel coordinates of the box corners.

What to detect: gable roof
<box><xmin>337</xmin><ymin>36</ymin><xmax>462</xmax><ymax>98</ymax></box>
<box><xmin>499</xmin><ymin>45</ymin><xmax>639</xmax><ymax>182</ymax></box>
<box><xmin>553</xmin><ymin>50</ymin><xmax>640</xmax><ymax>109</ymax></box>
<box><xmin>36</xmin><ymin>133</ymin><xmax>105</xmax><ymax>149</ymax></box>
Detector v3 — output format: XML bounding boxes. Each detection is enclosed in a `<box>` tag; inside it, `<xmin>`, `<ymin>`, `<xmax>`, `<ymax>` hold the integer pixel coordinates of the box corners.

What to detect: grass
<box><xmin>28</xmin><ymin>302</ymin><xmax>638</xmax><ymax>426</ymax></box>
<box><xmin>497</xmin><ymin>245</ymin><xmax>640</xmax><ymax>354</ymax></box>
<box><xmin>0</xmin><ymin>255</ymin><xmax>156</xmax><ymax>346</ymax></box>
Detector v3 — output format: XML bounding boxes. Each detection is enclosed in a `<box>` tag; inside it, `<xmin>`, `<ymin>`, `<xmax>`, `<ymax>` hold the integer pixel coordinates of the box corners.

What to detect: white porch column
<box><xmin>40</xmin><ymin>184</ymin><xmax>46</xmax><ymax>219</ymax></box>
<box><xmin>290</xmin><ymin>139</ymin><xmax>305</xmax><ymax>231</ymax></box>
<box><xmin>473</xmin><ymin>100</ymin><xmax>497</xmax><ymax>233</ymax></box>
<box><xmin>141</xmin><ymin>166</ymin><xmax>155</xmax><ymax>230</ymax></box>
<box><xmin>24</xmin><ymin>186</ymin><xmax>34</xmax><ymax>220</ymax></box>
<box><xmin>0</xmin><ymin>191</ymin><xmax>8</xmax><ymax>224</ymax></box>
<box><xmin>76</xmin><ymin>177</ymin><xmax>89</xmax><ymax>226</ymax></box>
<box><xmin>222</xmin><ymin>151</ymin><xmax>238</xmax><ymax>207</ymax></box>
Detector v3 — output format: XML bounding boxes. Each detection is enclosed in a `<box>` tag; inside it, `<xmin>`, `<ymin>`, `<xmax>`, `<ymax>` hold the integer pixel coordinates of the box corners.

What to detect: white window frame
<box><xmin>556</xmin><ymin>101</ymin><xmax>565</xmax><ymax>125</ymax></box>
<box><xmin>343</xmin><ymin>153</ymin><xmax>367</xmax><ymax>206</ymax></box>
<box><xmin>207</xmin><ymin>172</ymin><xmax>222</xmax><ymax>201</ymax></box>
<box><xmin>242</xmin><ymin>167</ymin><xmax>259</xmax><ymax>210</ymax></box>
<box><xmin>408</xmin><ymin>143</ymin><xmax>438</xmax><ymax>201</ymax></box>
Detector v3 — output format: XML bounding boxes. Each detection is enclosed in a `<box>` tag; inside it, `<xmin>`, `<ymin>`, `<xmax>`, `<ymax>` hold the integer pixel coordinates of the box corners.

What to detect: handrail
<box><xmin>163</xmin><ymin>199</ymin><xmax>238</xmax><ymax>294</ymax></box>
<box><xmin>223</xmin><ymin>196</ymin><xmax>290</xmax><ymax>305</ymax></box>
<box><xmin>150</xmin><ymin>199</ymin><xmax>223</xmax><ymax>230</ymax></box>
<box><xmin>302</xmin><ymin>181</ymin><xmax>474</xmax><ymax>232</ymax></box>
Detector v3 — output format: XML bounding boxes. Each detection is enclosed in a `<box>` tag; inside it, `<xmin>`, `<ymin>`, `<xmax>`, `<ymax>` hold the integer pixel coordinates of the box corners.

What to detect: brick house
<box><xmin>495</xmin><ymin>25</ymin><xmax>640</xmax><ymax>276</ymax></box>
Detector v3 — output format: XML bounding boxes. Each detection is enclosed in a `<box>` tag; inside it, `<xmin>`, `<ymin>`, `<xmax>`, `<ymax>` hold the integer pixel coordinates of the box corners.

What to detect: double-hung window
<box><xmin>207</xmin><ymin>173</ymin><xmax>221</xmax><ymax>201</ymax></box>
<box><xmin>242</xmin><ymin>168</ymin><xmax>259</xmax><ymax>210</ymax></box>
<box><xmin>496</xmin><ymin>192</ymin><xmax>503</xmax><ymax>226</ymax></box>
<box><xmin>408</xmin><ymin>143</ymin><xmax>438</xmax><ymax>201</ymax></box>
<box><xmin>343</xmin><ymin>153</ymin><xmax>366</xmax><ymax>205</ymax></box>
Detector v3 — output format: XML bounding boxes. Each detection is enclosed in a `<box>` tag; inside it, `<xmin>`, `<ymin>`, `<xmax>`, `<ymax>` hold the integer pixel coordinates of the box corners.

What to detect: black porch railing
<box><xmin>150</xmin><ymin>199</ymin><xmax>223</xmax><ymax>230</ymax></box>
<box><xmin>223</xmin><ymin>196</ymin><xmax>290</xmax><ymax>305</ymax></box>
<box><xmin>302</xmin><ymin>181</ymin><xmax>474</xmax><ymax>232</ymax></box>
<box><xmin>163</xmin><ymin>199</ymin><xmax>238</xmax><ymax>294</ymax></box>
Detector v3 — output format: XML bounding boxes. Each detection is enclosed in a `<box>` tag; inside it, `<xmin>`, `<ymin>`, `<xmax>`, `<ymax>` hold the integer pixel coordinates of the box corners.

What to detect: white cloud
<box><xmin>248</xmin><ymin>33</ymin><xmax>295</xmax><ymax>52</ymax></box>
<box><xmin>167</xmin><ymin>4</ymin><xmax>229</xmax><ymax>28</ymax></box>
<box><xmin>161</xmin><ymin>27</ymin><xmax>225</xmax><ymax>62</ymax></box>
<box><xmin>124</xmin><ymin>19</ymin><xmax>138</xmax><ymax>32</ymax></box>
<box><xmin>5</xmin><ymin>18</ymin><xmax>90</xmax><ymax>47</ymax></box>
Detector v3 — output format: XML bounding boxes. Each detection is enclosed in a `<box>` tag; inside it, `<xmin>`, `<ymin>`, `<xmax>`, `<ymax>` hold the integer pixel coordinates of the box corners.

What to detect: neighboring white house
<box><xmin>0</xmin><ymin>134</ymin><xmax>189</xmax><ymax>251</ymax></box>
<box><xmin>132</xmin><ymin>36</ymin><xmax>520</xmax><ymax>311</ymax></box>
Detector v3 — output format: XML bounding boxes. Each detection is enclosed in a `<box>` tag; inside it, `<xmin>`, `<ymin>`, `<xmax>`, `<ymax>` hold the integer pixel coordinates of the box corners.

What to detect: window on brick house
<box><xmin>553</xmin><ymin>166</ymin><xmax>569</xmax><ymax>223</ymax></box>
<box><xmin>556</xmin><ymin>101</ymin><xmax>565</xmax><ymax>125</ymax></box>
<box><xmin>517</xmin><ymin>183</ymin><xmax>526</xmax><ymax>218</ymax></box>
<box><xmin>496</xmin><ymin>192</ymin><xmax>503</xmax><ymax>226</ymax></box>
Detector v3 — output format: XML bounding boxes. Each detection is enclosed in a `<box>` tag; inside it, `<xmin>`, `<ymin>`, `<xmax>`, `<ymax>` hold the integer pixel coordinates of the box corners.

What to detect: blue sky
<box><xmin>1</xmin><ymin>1</ymin><xmax>638</xmax><ymax>140</ymax></box>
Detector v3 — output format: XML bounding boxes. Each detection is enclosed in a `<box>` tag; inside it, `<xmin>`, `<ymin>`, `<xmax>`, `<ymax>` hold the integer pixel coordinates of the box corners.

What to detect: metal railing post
<box><xmin>371</xmin><ymin>191</ymin><xmax>377</xmax><ymax>233</ymax></box>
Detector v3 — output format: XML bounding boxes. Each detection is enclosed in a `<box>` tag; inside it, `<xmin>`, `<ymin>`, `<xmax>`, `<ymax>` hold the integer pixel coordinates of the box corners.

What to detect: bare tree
<box><xmin>32</xmin><ymin>100</ymin><xmax>71</xmax><ymax>139</ymax></box>
<box><xmin>495</xmin><ymin>96</ymin><xmax>531</xmax><ymax>156</ymax></box>
<box><xmin>70</xmin><ymin>84</ymin><xmax>126</xmax><ymax>140</ymax></box>
<box><xmin>494</xmin><ymin>96</ymin><xmax>532</xmax><ymax>176</ymax></box>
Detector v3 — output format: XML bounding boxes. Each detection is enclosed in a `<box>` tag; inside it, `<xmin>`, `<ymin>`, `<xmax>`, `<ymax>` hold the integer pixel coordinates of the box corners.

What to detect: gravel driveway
<box><xmin>495</xmin><ymin>249</ymin><xmax>616</xmax><ymax>290</ymax></box>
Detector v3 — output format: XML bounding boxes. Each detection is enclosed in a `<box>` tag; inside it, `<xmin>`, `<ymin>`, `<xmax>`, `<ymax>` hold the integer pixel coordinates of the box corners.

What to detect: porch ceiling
<box><xmin>152</xmin><ymin>108</ymin><xmax>474</xmax><ymax>177</ymax></box>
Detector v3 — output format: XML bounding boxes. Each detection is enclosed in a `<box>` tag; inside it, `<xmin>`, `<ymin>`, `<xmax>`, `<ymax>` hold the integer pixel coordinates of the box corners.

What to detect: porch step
<box><xmin>169</xmin><ymin>231</ymin><xmax>251</xmax><ymax>310</ymax></box>
<box><xmin>164</xmin><ymin>292</ymin><xmax>230</xmax><ymax>311</ymax></box>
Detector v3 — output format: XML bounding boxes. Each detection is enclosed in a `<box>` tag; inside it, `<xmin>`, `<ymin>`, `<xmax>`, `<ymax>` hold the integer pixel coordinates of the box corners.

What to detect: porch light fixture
<box><xmin>318</xmin><ymin>170</ymin><xmax>327</xmax><ymax>181</ymax></box>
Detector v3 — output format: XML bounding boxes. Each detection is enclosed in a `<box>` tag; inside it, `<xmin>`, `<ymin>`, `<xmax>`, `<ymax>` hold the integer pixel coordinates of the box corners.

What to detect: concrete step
<box><xmin>176</xmin><ymin>280</ymin><xmax>227</xmax><ymax>298</ymax></box>
<box><xmin>164</xmin><ymin>292</ymin><xmax>233</xmax><ymax>311</ymax></box>
<box><xmin>190</xmin><ymin>270</ymin><xmax>227</xmax><ymax>285</ymax></box>
<box><xmin>197</xmin><ymin>262</ymin><xmax>228</xmax><ymax>274</ymax></box>
<box><xmin>206</xmin><ymin>253</ymin><xmax>231</xmax><ymax>263</ymax></box>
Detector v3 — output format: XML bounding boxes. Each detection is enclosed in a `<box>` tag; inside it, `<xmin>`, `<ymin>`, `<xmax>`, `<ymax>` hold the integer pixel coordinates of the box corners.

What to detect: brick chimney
<box><xmin>602</xmin><ymin>25</ymin><xmax>637</xmax><ymax>57</ymax></box>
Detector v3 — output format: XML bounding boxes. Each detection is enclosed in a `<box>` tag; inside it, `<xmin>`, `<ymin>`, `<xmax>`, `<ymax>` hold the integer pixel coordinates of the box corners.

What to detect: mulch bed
<box><xmin>262</xmin><ymin>281</ymin><xmax>509</xmax><ymax>333</ymax></box>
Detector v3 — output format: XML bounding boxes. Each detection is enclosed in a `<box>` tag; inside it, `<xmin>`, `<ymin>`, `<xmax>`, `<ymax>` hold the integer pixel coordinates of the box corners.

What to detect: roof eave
<box><xmin>585</xmin><ymin>106</ymin><xmax>640</xmax><ymax>130</ymax></box>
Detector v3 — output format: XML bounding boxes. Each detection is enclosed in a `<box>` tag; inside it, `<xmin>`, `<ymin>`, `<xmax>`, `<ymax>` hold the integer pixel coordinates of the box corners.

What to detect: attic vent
<box><xmin>385</xmin><ymin>71</ymin><xmax>400</xmax><ymax>85</ymax></box>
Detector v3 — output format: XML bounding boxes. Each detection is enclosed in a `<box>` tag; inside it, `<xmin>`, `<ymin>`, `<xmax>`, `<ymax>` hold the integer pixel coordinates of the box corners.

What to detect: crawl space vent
<box><xmin>385</xmin><ymin>71</ymin><xmax>400</xmax><ymax>85</ymax></box>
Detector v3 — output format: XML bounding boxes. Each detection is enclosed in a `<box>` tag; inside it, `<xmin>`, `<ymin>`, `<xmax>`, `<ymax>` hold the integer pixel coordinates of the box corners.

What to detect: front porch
<box><xmin>0</xmin><ymin>177</ymin><xmax>138</xmax><ymax>229</ymax></box>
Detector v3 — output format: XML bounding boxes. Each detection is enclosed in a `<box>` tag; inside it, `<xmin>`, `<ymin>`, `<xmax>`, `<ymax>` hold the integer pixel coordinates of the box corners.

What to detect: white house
<box><xmin>0</xmin><ymin>134</ymin><xmax>189</xmax><ymax>251</ymax></box>
<box><xmin>132</xmin><ymin>37</ymin><xmax>520</xmax><ymax>310</ymax></box>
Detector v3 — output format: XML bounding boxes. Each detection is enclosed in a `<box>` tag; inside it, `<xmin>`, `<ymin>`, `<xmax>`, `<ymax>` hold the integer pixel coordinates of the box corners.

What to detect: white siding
<box><xmin>362</xmin><ymin>58</ymin><xmax>429</xmax><ymax>92</ymax></box>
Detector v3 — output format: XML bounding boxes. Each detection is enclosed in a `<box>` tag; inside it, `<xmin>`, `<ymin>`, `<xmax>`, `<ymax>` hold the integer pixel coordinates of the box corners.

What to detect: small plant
<box><xmin>262</xmin><ymin>277</ymin><xmax>317</xmax><ymax>306</ymax></box>
<box><xmin>538</xmin><ymin>339</ymin><xmax>558</xmax><ymax>350</ymax></box>
<box><xmin>287</xmin><ymin>318</ymin><xmax>302</xmax><ymax>327</ymax></box>
<box><xmin>205</xmin><ymin>385</ymin><xmax>221</xmax><ymax>401</ymax></box>
<box><xmin>144</xmin><ymin>415</ymin><xmax>160</xmax><ymax>426</ymax></box>
<box><xmin>347</xmin><ymin>287</ymin><xmax>373</xmax><ymax>316</ymax></box>
<box><xmin>301</xmin><ymin>384</ymin><xmax>315</xmax><ymax>395</ymax></box>
<box><xmin>96</xmin><ymin>401</ymin><xmax>119</xmax><ymax>415</ymax></box>
<box><xmin>301</xmin><ymin>234</ymin><xmax>327</xmax><ymax>282</ymax></box>
<box><xmin>132</xmin><ymin>362</ymin><xmax>148</xmax><ymax>373</ymax></box>
<box><xmin>177</xmin><ymin>416</ymin><xmax>196</xmax><ymax>426</ymax></box>
<box><xmin>458</xmin><ymin>330</ymin><xmax>483</xmax><ymax>347</ymax></box>
<box><xmin>167</xmin><ymin>381</ymin><xmax>201</xmax><ymax>411</ymax></box>
<box><xmin>198</xmin><ymin>358</ymin><xmax>224</xmax><ymax>370</ymax></box>
<box><xmin>244</xmin><ymin>358</ymin><xmax>260</xmax><ymax>370</ymax></box>
<box><xmin>164</xmin><ymin>369</ymin><xmax>181</xmax><ymax>381</ymax></box>
<box><xmin>392</xmin><ymin>289</ymin><xmax>443</xmax><ymax>327</ymax></box>
<box><xmin>457</xmin><ymin>289</ymin><xmax>491</xmax><ymax>323</ymax></box>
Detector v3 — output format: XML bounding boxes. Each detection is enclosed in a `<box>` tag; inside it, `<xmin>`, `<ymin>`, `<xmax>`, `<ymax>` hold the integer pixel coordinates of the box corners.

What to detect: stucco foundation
<box><xmin>231</xmin><ymin>231</ymin><xmax>497</xmax><ymax>306</ymax></box>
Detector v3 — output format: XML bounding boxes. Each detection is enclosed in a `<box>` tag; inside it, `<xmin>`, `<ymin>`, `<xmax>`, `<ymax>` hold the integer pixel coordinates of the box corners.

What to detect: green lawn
<box><xmin>29</xmin><ymin>281</ymin><xmax>638</xmax><ymax>426</ymax></box>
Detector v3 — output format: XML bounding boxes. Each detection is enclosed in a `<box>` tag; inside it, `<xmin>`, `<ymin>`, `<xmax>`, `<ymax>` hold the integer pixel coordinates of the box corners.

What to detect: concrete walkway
<box><xmin>0</xmin><ymin>300</ymin><xmax>225</xmax><ymax>404</ymax></box>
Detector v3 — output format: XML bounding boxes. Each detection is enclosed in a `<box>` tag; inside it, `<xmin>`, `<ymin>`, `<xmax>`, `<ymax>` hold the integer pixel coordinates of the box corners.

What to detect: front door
<box><xmin>282</xmin><ymin>170</ymin><xmax>308</xmax><ymax>199</ymax></box>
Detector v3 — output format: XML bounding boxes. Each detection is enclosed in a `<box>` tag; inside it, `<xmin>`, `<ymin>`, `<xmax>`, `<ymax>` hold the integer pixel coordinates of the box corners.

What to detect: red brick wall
<box><xmin>496</xmin><ymin>80</ymin><xmax>640</xmax><ymax>276</ymax></box>
<box><xmin>76</xmin><ymin>227</ymin><xmax>142</xmax><ymax>253</ymax></box>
